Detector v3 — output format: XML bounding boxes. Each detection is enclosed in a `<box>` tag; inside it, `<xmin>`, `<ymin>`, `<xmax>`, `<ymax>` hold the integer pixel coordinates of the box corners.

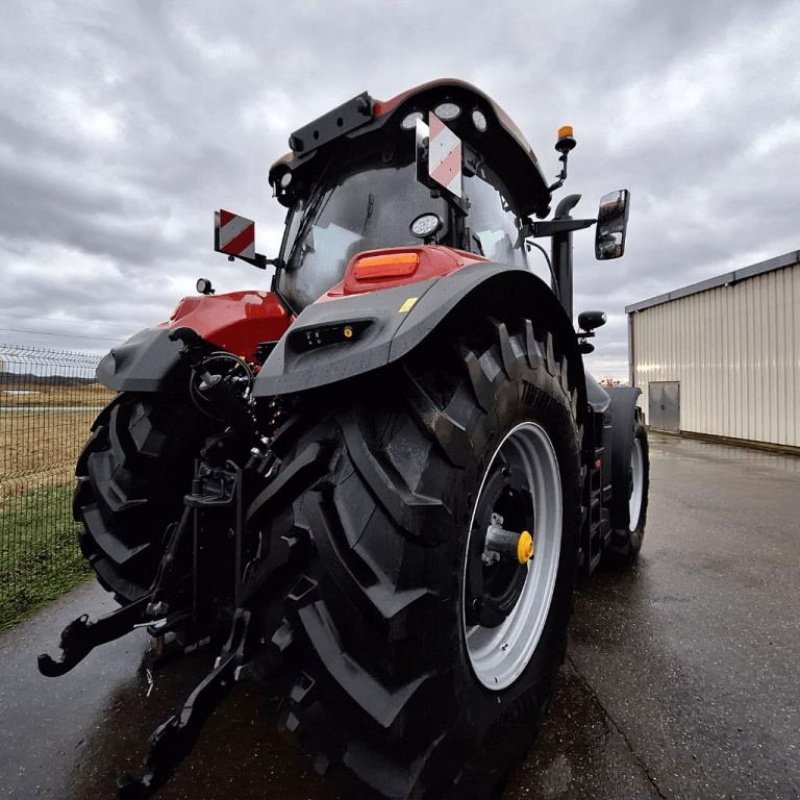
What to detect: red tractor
<box><xmin>40</xmin><ymin>80</ymin><xmax>649</xmax><ymax>799</ymax></box>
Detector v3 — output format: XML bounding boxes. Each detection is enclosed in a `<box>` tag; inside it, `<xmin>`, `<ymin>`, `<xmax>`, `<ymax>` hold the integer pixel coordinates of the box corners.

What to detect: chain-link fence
<box><xmin>0</xmin><ymin>345</ymin><xmax>115</xmax><ymax>627</ymax></box>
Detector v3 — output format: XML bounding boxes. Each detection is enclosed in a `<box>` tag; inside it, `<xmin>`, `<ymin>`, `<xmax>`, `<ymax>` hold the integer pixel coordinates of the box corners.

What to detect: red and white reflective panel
<box><xmin>428</xmin><ymin>113</ymin><xmax>462</xmax><ymax>198</ymax></box>
<box><xmin>215</xmin><ymin>209</ymin><xmax>255</xmax><ymax>261</ymax></box>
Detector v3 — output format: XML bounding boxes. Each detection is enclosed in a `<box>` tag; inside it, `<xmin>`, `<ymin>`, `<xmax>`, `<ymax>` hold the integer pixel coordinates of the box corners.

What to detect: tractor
<box><xmin>39</xmin><ymin>79</ymin><xmax>649</xmax><ymax>799</ymax></box>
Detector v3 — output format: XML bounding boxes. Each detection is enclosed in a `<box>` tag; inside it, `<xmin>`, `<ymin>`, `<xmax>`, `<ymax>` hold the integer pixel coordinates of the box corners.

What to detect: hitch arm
<box><xmin>117</xmin><ymin>651</ymin><xmax>239</xmax><ymax>799</ymax></box>
<box><xmin>117</xmin><ymin>609</ymin><xmax>253</xmax><ymax>799</ymax></box>
<box><xmin>38</xmin><ymin>507</ymin><xmax>193</xmax><ymax>678</ymax></box>
<box><xmin>37</xmin><ymin>595</ymin><xmax>151</xmax><ymax>677</ymax></box>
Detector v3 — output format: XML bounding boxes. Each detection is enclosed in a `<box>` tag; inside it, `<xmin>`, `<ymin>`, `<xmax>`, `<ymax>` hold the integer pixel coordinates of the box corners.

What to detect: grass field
<box><xmin>0</xmin><ymin>408</ymin><xmax>100</xmax><ymax>501</ymax></box>
<box><xmin>0</xmin><ymin>483</ymin><xmax>90</xmax><ymax>629</ymax></box>
<box><xmin>0</xmin><ymin>380</ymin><xmax>115</xmax><ymax>408</ymax></box>
<box><xmin>0</xmin><ymin>392</ymin><xmax>112</xmax><ymax>627</ymax></box>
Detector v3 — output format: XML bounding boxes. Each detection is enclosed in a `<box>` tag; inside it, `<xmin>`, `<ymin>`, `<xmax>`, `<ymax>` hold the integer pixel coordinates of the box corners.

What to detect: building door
<box><xmin>648</xmin><ymin>381</ymin><xmax>680</xmax><ymax>432</ymax></box>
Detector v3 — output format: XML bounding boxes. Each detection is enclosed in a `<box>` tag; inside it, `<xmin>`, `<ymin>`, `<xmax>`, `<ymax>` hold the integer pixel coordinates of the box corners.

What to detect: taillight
<box><xmin>353</xmin><ymin>251</ymin><xmax>420</xmax><ymax>280</ymax></box>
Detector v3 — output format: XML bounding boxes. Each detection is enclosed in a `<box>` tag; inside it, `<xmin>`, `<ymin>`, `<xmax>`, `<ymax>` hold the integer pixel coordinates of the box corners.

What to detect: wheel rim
<box><xmin>628</xmin><ymin>437</ymin><xmax>644</xmax><ymax>532</ymax></box>
<box><xmin>463</xmin><ymin>422</ymin><xmax>562</xmax><ymax>691</ymax></box>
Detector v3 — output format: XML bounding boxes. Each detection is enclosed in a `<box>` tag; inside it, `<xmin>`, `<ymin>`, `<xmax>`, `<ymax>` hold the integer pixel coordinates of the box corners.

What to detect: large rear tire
<box><xmin>74</xmin><ymin>393</ymin><xmax>212</xmax><ymax>604</ymax></box>
<box><xmin>249</xmin><ymin>318</ymin><xmax>582</xmax><ymax>799</ymax></box>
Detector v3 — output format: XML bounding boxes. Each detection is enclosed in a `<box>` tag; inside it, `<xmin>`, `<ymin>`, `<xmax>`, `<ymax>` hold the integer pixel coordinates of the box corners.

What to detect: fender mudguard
<box><xmin>96</xmin><ymin>290</ymin><xmax>292</xmax><ymax>393</ymax></box>
<box><xmin>96</xmin><ymin>327</ymin><xmax>186</xmax><ymax>393</ymax></box>
<box><xmin>254</xmin><ymin>262</ymin><xmax>588</xmax><ymax>424</ymax></box>
<box><xmin>584</xmin><ymin>371</ymin><xmax>610</xmax><ymax>415</ymax></box>
<box><xmin>605</xmin><ymin>385</ymin><xmax>643</xmax><ymax>523</ymax></box>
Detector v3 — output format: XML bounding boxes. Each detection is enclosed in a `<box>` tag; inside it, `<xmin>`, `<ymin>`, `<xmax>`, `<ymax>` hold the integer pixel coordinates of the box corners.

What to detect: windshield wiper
<box><xmin>287</xmin><ymin>189</ymin><xmax>330</xmax><ymax>269</ymax></box>
<box><xmin>360</xmin><ymin>193</ymin><xmax>375</xmax><ymax>237</ymax></box>
<box><xmin>285</xmin><ymin>158</ymin><xmax>336</xmax><ymax>269</ymax></box>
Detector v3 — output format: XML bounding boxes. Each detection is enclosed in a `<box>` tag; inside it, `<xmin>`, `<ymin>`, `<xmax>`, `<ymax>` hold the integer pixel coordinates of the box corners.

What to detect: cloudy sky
<box><xmin>1</xmin><ymin>0</ymin><xmax>798</xmax><ymax>378</ymax></box>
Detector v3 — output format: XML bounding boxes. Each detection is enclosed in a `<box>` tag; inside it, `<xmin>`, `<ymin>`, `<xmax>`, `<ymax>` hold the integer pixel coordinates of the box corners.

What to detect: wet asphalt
<box><xmin>1</xmin><ymin>433</ymin><xmax>798</xmax><ymax>800</ymax></box>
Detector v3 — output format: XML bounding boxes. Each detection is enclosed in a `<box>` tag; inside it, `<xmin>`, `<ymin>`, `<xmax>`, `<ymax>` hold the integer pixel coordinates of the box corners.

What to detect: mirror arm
<box><xmin>525</xmin><ymin>218</ymin><xmax>596</xmax><ymax>238</ymax></box>
<box><xmin>227</xmin><ymin>253</ymin><xmax>284</xmax><ymax>271</ymax></box>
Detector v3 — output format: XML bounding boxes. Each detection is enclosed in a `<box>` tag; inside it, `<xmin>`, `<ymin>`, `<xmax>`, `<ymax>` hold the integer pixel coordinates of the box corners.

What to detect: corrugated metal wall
<box><xmin>629</xmin><ymin>263</ymin><xmax>799</xmax><ymax>447</ymax></box>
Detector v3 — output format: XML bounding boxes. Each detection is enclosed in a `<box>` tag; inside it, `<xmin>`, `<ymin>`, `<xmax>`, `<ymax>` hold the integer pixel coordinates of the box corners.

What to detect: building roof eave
<box><xmin>626</xmin><ymin>250</ymin><xmax>800</xmax><ymax>314</ymax></box>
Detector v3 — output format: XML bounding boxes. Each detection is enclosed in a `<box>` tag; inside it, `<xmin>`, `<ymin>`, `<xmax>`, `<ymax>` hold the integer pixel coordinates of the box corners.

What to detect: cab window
<box><xmin>464</xmin><ymin>172</ymin><xmax>526</xmax><ymax>268</ymax></box>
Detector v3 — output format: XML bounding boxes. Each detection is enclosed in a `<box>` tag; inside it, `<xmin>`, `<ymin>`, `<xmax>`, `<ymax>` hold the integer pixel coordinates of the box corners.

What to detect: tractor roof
<box><xmin>268</xmin><ymin>79</ymin><xmax>553</xmax><ymax>219</ymax></box>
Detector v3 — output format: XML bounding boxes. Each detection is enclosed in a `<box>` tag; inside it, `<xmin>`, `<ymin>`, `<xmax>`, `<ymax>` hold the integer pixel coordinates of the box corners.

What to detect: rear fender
<box><xmin>254</xmin><ymin>263</ymin><xmax>587</xmax><ymax>427</ymax></box>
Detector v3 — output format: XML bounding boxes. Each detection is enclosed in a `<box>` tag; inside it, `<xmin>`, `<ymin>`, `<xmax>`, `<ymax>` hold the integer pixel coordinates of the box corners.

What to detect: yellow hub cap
<box><xmin>517</xmin><ymin>531</ymin><xmax>534</xmax><ymax>564</ymax></box>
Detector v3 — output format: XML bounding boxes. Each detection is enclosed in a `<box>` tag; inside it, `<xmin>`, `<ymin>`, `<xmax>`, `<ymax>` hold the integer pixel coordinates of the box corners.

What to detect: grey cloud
<box><xmin>1</xmin><ymin>0</ymin><xmax>797</xmax><ymax>377</ymax></box>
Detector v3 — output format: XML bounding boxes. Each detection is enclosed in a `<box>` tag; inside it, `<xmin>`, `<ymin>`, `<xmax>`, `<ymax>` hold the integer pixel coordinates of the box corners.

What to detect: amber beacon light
<box><xmin>556</xmin><ymin>125</ymin><xmax>576</xmax><ymax>152</ymax></box>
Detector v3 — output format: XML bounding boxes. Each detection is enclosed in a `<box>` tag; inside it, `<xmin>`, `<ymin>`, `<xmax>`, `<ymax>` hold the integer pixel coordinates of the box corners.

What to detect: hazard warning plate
<box><xmin>427</xmin><ymin>114</ymin><xmax>462</xmax><ymax>198</ymax></box>
<box><xmin>215</xmin><ymin>209</ymin><xmax>256</xmax><ymax>261</ymax></box>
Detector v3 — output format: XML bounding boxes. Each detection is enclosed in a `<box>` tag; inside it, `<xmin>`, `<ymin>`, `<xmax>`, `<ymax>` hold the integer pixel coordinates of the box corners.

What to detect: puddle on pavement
<box><xmin>63</xmin><ymin>647</ymin><xmax>333</xmax><ymax>800</ymax></box>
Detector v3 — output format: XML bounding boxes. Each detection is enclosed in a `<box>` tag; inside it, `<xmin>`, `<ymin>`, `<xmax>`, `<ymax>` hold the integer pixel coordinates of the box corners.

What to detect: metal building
<box><xmin>626</xmin><ymin>250</ymin><xmax>799</xmax><ymax>450</ymax></box>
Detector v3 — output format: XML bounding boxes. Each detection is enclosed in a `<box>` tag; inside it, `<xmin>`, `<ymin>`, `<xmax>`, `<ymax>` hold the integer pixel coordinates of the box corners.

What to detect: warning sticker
<box><xmin>399</xmin><ymin>297</ymin><xmax>418</xmax><ymax>313</ymax></box>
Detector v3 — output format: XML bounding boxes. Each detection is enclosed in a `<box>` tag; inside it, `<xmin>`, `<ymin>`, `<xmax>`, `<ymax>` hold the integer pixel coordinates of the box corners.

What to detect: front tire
<box><xmin>251</xmin><ymin>318</ymin><xmax>582</xmax><ymax>799</ymax></box>
<box><xmin>604</xmin><ymin>407</ymin><xmax>650</xmax><ymax>568</ymax></box>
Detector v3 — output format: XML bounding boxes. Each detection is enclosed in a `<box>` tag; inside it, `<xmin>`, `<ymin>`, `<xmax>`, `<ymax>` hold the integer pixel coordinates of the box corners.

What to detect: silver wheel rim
<box><xmin>463</xmin><ymin>422</ymin><xmax>562</xmax><ymax>691</ymax></box>
<box><xmin>629</xmin><ymin>437</ymin><xmax>644</xmax><ymax>532</ymax></box>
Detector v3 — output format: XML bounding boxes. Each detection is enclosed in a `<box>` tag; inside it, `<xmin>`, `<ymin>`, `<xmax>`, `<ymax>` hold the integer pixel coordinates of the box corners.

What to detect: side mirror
<box><xmin>577</xmin><ymin>310</ymin><xmax>607</xmax><ymax>331</ymax></box>
<box><xmin>595</xmin><ymin>189</ymin><xmax>630</xmax><ymax>260</ymax></box>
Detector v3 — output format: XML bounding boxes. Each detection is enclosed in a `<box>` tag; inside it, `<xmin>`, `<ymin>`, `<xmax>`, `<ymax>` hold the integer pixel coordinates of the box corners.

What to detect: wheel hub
<box><xmin>462</xmin><ymin>422</ymin><xmax>563</xmax><ymax>691</ymax></box>
<box><xmin>465</xmin><ymin>467</ymin><xmax>535</xmax><ymax>629</ymax></box>
<box><xmin>482</xmin><ymin>513</ymin><xmax>534</xmax><ymax>566</ymax></box>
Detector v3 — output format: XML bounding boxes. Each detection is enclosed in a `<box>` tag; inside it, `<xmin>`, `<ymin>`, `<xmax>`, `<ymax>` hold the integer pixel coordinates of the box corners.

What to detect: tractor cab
<box><xmin>213</xmin><ymin>79</ymin><xmax>630</xmax><ymax>322</ymax></box>
<box><xmin>270</xmin><ymin>81</ymin><xmax>552</xmax><ymax>312</ymax></box>
<box><xmin>216</xmin><ymin>81</ymin><xmax>558</xmax><ymax>312</ymax></box>
<box><xmin>275</xmin><ymin>146</ymin><xmax>532</xmax><ymax>310</ymax></box>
